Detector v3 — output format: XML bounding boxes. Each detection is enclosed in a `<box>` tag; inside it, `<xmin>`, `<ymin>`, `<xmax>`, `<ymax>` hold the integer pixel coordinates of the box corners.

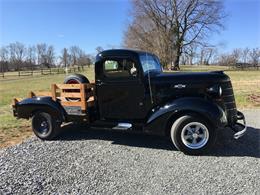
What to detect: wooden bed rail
<box><xmin>26</xmin><ymin>83</ymin><xmax>96</xmax><ymax>111</ymax></box>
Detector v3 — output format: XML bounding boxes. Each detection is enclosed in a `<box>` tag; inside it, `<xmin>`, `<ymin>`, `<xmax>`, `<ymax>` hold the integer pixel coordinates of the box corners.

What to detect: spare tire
<box><xmin>63</xmin><ymin>74</ymin><xmax>90</xmax><ymax>102</ymax></box>
<box><xmin>64</xmin><ymin>73</ymin><xmax>89</xmax><ymax>84</ymax></box>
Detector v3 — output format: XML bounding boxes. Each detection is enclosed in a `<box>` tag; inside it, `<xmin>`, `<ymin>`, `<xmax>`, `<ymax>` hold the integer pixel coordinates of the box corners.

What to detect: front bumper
<box><xmin>231</xmin><ymin>110</ymin><xmax>247</xmax><ymax>139</ymax></box>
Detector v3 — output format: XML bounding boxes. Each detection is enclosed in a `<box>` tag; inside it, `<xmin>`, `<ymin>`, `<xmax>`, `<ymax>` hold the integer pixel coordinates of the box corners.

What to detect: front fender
<box><xmin>15</xmin><ymin>96</ymin><xmax>67</xmax><ymax>121</ymax></box>
<box><xmin>144</xmin><ymin>97</ymin><xmax>227</xmax><ymax>136</ymax></box>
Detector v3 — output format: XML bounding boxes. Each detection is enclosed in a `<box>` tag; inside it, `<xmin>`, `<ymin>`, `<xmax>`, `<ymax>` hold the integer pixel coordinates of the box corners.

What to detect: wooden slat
<box><xmin>60</xmin><ymin>92</ymin><xmax>82</xmax><ymax>98</ymax></box>
<box><xmin>56</xmin><ymin>84</ymin><xmax>81</xmax><ymax>89</ymax></box>
<box><xmin>60</xmin><ymin>101</ymin><xmax>82</xmax><ymax>107</ymax></box>
<box><xmin>51</xmin><ymin>84</ymin><xmax>57</xmax><ymax>100</ymax></box>
<box><xmin>56</xmin><ymin>83</ymin><xmax>95</xmax><ymax>90</ymax></box>
<box><xmin>80</xmin><ymin>84</ymin><xmax>87</xmax><ymax>110</ymax></box>
<box><xmin>28</xmin><ymin>91</ymin><xmax>35</xmax><ymax>98</ymax></box>
<box><xmin>12</xmin><ymin>98</ymin><xmax>22</xmax><ymax>106</ymax></box>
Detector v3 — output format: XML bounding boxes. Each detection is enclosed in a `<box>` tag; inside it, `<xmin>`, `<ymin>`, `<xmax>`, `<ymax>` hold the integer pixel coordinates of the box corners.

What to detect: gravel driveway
<box><xmin>0</xmin><ymin>110</ymin><xmax>259</xmax><ymax>194</ymax></box>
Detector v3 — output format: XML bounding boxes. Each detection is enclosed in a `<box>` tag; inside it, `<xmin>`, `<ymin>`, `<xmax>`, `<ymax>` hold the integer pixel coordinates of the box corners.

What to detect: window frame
<box><xmin>102</xmin><ymin>57</ymin><xmax>140</xmax><ymax>81</ymax></box>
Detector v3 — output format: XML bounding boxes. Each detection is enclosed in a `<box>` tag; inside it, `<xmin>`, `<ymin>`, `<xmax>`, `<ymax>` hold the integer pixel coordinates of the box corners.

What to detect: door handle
<box><xmin>173</xmin><ymin>84</ymin><xmax>186</xmax><ymax>89</ymax></box>
<box><xmin>96</xmin><ymin>80</ymin><xmax>104</xmax><ymax>86</ymax></box>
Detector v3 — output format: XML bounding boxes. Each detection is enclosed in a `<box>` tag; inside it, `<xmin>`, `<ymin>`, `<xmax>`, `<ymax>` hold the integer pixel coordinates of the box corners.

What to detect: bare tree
<box><xmin>36</xmin><ymin>43</ymin><xmax>47</xmax><ymax>65</ymax></box>
<box><xmin>70</xmin><ymin>46</ymin><xmax>82</xmax><ymax>66</ymax></box>
<box><xmin>187</xmin><ymin>44</ymin><xmax>198</xmax><ymax>65</ymax></box>
<box><xmin>46</xmin><ymin>45</ymin><xmax>55</xmax><ymax>66</ymax></box>
<box><xmin>124</xmin><ymin>1</ymin><xmax>175</xmax><ymax>68</ymax></box>
<box><xmin>231</xmin><ymin>48</ymin><xmax>242</xmax><ymax>63</ymax></box>
<box><xmin>199</xmin><ymin>47</ymin><xmax>217</xmax><ymax>65</ymax></box>
<box><xmin>9</xmin><ymin>42</ymin><xmax>26</xmax><ymax>62</ymax></box>
<box><xmin>60</xmin><ymin>48</ymin><xmax>70</xmax><ymax>68</ymax></box>
<box><xmin>27</xmin><ymin>46</ymin><xmax>36</xmax><ymax>65</ymax></box>
<box><xmin>0</xmin><ymin>46</ymin><xmax>9</xmax><ymax>62</ymax></box>
<box><xmin>124</xmin><ymin>0</ymin><xmax>226</xmax><ymax>69</ymax></box>
<box><xmin>218</xmin><ymin>54</ymin><xmax>234</xmax><ymax>66</ymax></box>
<box><xmin>249</xmin><ymin>48</ymin><xmax>260</xmax><ymax>67</ymax></box>
<box><xmin>0</xmin><ymin>46</ymin><xmax>9</xmax><ymax>72</ymax></box>
<box><xmin>78</xmin><ymin>53</ymin><xmax>91</xmax><ymax>67</ymax></box>
<box><xmin>8</xmin><ymin>42</ymin><xmax>26</xmax><ymax>70</ymax></box>
<box><xmin>241</xmin><ymin>47</ymin><xmax>250</xmax><ymax>63</ymax></box>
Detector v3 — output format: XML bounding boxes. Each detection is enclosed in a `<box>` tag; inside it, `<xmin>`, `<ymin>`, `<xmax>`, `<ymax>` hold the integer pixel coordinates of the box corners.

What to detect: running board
<box><xmin>112</xmin><ymin>123</ymin><xmax>132</xmax><ymax>130</ymax></box>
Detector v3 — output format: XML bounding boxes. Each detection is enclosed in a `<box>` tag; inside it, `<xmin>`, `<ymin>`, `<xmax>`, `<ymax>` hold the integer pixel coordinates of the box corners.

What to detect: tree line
<box><xmin>0</xmin><ymin>42</ymin><xmax>93</xmax><ymax>72</ymax></box>
<box><xmin>218</xmin><ymin>48</ymin><xmax>260</xmax><ymax>68</ymax></box>
<box><xmin>179</xmin><ymin>46</ymin><xmax>260</xmax><ymax>68</ymax></box>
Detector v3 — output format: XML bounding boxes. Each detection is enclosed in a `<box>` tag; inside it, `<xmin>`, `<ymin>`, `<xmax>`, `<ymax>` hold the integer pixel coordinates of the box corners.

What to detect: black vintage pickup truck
<box><xmin>13</xmin><ymin>49</ymin><xmax>246</xmax><ymax>154</ymax></box>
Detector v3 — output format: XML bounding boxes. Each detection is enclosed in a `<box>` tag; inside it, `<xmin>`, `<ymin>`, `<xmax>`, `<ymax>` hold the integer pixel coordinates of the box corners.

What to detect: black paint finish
<box><xmin>14</xmin><ymin>49</ymin><xmax>240</xmax><ymax>136</ymax></box>
<box><xmin>14</xmin><ymin>96</ymin><xmax>66</xmax><ymax>122</ymax></box>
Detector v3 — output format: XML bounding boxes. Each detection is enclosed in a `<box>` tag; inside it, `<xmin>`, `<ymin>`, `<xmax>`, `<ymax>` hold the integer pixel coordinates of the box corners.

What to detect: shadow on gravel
<box><xmin>58</xmin><ymin>124</ymin><xmax>174</xmax><ymax>151</ymax></box>
<box><xmin>211</xmin><ymin>126</ymin><xmax>260</xmax><ymax>158</ymax></box>
<box><xmin>57</xmin><ymin>124</ymin><xmax>260</xmax><ymax>158</ymax></box>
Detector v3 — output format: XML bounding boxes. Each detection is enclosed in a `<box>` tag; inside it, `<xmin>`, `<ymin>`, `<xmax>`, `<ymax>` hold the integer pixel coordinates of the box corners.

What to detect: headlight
<box><xmin>207</xmin><ymin>85</ymin><xmax>222</xmax><ymax>97</ymax></box>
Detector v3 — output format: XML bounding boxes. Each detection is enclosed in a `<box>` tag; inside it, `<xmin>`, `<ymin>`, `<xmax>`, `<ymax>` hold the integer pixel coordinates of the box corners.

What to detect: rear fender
<box><xmin>15</xmin><ymin>96</ymin><xmax>67</xmax><ymax>122</ymax></box>
<box><xmin>144</xmin><ymin>97</ymin><xmax>227</xmax><ymax>136</ymax></box>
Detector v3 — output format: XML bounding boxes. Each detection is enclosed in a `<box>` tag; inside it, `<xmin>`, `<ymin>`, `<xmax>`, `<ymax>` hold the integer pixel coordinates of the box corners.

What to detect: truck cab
<box><xmin>95</xmin><ymin>50</ymin><xmax>152</xmax><ymax>120</ymax></box>
<box><xmin>12</xmin><ymin>49</ymin><xmax>247</xmax><ymax>155</ymax></box>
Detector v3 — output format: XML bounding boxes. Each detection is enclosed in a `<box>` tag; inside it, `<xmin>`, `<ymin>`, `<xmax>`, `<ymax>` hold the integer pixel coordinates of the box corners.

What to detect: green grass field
<box><xmin>0</xmin><ymin>66</ymin><xmax>259</xmax><ymax>148</ymax></box>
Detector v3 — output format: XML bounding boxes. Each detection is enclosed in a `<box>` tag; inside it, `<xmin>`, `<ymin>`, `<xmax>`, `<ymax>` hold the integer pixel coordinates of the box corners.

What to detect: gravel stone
<box><xmin>0</xmin><ymin>110</ymin><xmax>259</xmax><ymax>194</ymax></box>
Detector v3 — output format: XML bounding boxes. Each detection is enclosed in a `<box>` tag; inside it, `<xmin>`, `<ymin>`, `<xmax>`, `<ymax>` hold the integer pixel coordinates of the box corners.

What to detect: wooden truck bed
<box><xmin>13</xmin><ymin>83</ymin><xmax>96</xmax><ymax>116</ymax></box>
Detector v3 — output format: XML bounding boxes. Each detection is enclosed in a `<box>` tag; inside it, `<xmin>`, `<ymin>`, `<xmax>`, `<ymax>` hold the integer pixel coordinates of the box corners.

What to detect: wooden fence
<box><xmin>0</xmin><ymin>66</ymin><xmax>88</xmax><ymax>78</ymax></box>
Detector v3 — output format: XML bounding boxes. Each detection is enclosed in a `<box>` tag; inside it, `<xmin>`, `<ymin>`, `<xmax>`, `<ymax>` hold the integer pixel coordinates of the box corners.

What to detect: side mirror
<box><xmin>130</xmin><ymin>67</ymin><xmax>137</xmax><ymax>76</ymax></box>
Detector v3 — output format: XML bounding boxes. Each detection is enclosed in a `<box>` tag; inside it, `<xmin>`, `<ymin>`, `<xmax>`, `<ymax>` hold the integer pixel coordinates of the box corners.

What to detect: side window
<box><xmin>103</xmin><ymin>59</ymin><xmax>137</xmax><ymax>78</ymax></box>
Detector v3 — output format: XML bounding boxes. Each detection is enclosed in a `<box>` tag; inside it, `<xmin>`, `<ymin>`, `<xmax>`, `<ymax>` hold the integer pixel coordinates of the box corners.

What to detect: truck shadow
<box><xmin>57</xmin><ymin>124</ymin><xmax>260</xmax><ymax>158</ymax></box>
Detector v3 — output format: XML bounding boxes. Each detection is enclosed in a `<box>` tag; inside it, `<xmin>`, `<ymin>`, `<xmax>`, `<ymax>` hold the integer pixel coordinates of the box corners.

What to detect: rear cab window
<box><xmin>103</xmin><ymin>58</ymin><xmax>137</xmax><ymax>78</ymax></box>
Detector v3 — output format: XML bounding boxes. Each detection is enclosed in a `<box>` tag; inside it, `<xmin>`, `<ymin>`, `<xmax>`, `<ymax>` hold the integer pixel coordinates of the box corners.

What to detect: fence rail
<box><xmin>0</xmin><ymin>66</ymin><xmax>88</xmax><ymax>78</ymax></box>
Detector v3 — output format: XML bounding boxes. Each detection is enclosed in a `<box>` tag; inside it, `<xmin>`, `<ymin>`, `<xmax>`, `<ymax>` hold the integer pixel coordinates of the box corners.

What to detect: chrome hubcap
<box><xmin>39</xmin><ymin>120</ymin><xmax>49</xmax><ymax>134</ymax></box>
<box><xmin>181</xmin><ymin>122</ymin><xmax>209</xmax><ymax>149</ymax></box>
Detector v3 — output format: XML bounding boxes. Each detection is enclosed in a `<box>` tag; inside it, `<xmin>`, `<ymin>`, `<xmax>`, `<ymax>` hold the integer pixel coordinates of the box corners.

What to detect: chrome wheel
<box><xmin>181</xmin><ymin>122</ymin><xmax>209</xmax><ymax>149</ymax></box>
<box><xmin>39</xmin><ymin>120</ymin><xmax>49</xmax><ymax>135</ymax></box>
<box><xmin>33</xmin><ymin>115</ymin><xmax>50</xmax><ymax>135</ymax></box>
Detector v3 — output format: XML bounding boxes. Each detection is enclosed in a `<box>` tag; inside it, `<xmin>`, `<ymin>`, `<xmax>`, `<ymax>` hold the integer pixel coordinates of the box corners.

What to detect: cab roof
<box><xmin>96</xmin><ymin>49</ymin><xmax>155</xmax><ymax>61</ymax></box>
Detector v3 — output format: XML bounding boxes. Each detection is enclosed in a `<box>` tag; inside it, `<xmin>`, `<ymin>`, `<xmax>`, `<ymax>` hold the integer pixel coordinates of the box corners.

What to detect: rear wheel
<box><xmin>170</xmin><ymin>115</ymin><xmax>216</xmax><ymax>155</ymax></box>
<box><xmin>64</xmin><ymin>74</ymin><xmax>90</xmax><ymax>102</ymax></box>
<box><xmin>32</xmin><ymin>112</ymin><xmax>60</xmax><ymax>140</ymax></box>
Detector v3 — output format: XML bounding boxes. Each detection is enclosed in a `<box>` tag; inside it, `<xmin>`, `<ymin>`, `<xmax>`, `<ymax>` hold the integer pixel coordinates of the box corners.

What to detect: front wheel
<box><xmin>170</xmin><ymin>115</ymin><xmax>216</xmax><ymax>155</ymax></box>
<box><xmin>32</xmin><ymin>112</ymin><xmax>60</xmax><ymax>140</ymax></box>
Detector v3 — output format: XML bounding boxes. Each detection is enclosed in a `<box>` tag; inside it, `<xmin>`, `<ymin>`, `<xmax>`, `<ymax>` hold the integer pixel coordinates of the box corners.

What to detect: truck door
<box><xmin>96</xmin><ymin>57</ymin><xmax>146</xmax><ymax>120</ymax></box>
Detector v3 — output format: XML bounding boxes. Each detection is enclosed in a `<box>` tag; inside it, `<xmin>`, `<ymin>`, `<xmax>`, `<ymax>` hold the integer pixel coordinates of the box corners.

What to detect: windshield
<box><xmin>139</xmin><ymin>54</ymin><xmax>162</xmax><ymax>74</ymax></box>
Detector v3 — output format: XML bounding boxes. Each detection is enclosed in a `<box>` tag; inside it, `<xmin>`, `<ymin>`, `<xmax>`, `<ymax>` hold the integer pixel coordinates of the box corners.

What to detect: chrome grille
<box><xmin>221</xmin><ymin>81</ymin><xmax>237</xmax><ymax>124</ymax></box>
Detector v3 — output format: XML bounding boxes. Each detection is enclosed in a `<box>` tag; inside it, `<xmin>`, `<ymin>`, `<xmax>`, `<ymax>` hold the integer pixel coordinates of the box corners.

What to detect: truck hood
<box><xmin>147</xmin><ymin>71</ymin><xmax>231</xmax><ymax>103</ymax></box>
<box><xmin>150</xmin><ymin>71</ymin><xmax>230</xmax><ymax>84</ymax></box>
